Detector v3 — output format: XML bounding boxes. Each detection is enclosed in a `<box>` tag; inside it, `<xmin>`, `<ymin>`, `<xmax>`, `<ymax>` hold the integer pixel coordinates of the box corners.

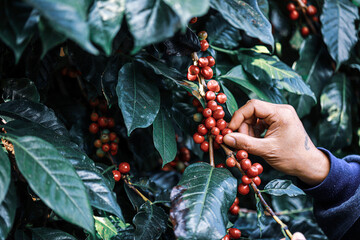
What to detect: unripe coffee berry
<box><xmin>215</xmin><ymin>134</ymin><xmax>224</xmax><ymax>144</ymax></box>
<box><xmin>226</xmin><ymin>157</ymin><xmax>236</xmax><ymax>167</ymax></box>
<box><xmin>238</xmin><ymin>183</ymin><xmax>250</xmax><ymax>195</ymax></box>
<box><xmin>200</xmin><ymin>141</ymin><xmax>209</xmax><ymax>152</ymax></box>
<box><xmin>94</xmin><ymin>139</ymin><xmax>102</xmax><ymax>148</ymax></box>
<box><xmin>253</xmin><ymin>176</ymin><xmax>261</xmax><ymax>186</ymax></box>
<box><xmin>211</xmin><ymin>127</ymin><xmax>220</xmax><ymax>136</ymax></box>
<box><xmin>229</xmin><ymin>228</ymin><xmax>241</xmax><ymax>239</ymax></box>
<box><xmin>198</xmin><ymin>57</ymin><xmax>209</xmax><ymax>67</ymax></box>
<box><xmin>200</xmin><ymin>39</ymin><xmax>209</xmax><ymax>51</ymax></box>
<box><xmin>89</xmin><ymin>123</ymin><xmax>99</xmax><ymax>134</ymax></box>
<box><xmin>193</xmin><ymin>113</ymin><xmax>203</xmax><ymax>122</ymax></box>
<box><xmin>241</xmin><ymin>175</ymin><xmax>252</xmax><ymax>185</ymax></box>
<box><xmin>205</xmin><ymin>91</ymin><xmax>216</xmax><ymax>101</ymax></box>
<box><xmin>240</xmin><ymin>159</ymin><xmax>252</xmax><ymax>171</ymax></box>
<box><xmin>201</xmin><ymin>66</ymin><xmax>213</xmax><ymax>79</ymax></box>
<box><xmin>197</xmin><ymin>31</ymin><xmax>208</xmax><ymax>40</ymax></box>
<box><xmin>207</xmin><ymin>80</ymin><xmax>219</xmax><ymax>92</ymax></box>
<box><xmin>112</xmin><ymin>170</ymin><xmax>121</xmax><ymax>181</ymax></box>
<box><xmin>216</xmin><ymin>93</ymin><xmax>227</xmax><ymax>104</ymax></box>
<box><xmin>207</xmin><ymin>100</ymin><xmax>218</xmax><ymax>111</ymax></box>
<box><xmin>188</xmin><ymin>65</ymin><xmax>200</xmax><ymax>75</ymax></box>
<box><xmin>100</xmin><ymin>133</ymin><xmax>110</xmax><ymax>143</ymax></box>
<box><xmin>119</xmin><ymin>162</ymin><xmax>130</xmax><ymax>174</ymax></box>
<box><xmin>247</xmin><ymin>166</ymin><xmax>259</xmax><ymax>178</ymax></box>
<box><xmin>213</xmin><ymin>109</ymin><xmax>225</xmax><ymax>120</ymax></box>
<box><xmin>193</xmin><ymin>133</ymin><xmax>205</xmax><ymax>144</ymax></box>
<box><xmin>197</xmin><ymin>124</ymin><xmax>208</xmax><ymax>135</ymax></box>
<box><xmin>96</xmin><ymin>148</ymin><xmax>105</xmax><ymax>158</ymax></box>
<box><xmin>202</xmin><ymin>108</ymin><xmax>212</xmax><ymax>118</ymax></box>
<box><xmin>206</xmin><ymin>56</ymin><xmax>215</xmax><ymax>67</ymax></box>
<box><xmin>90</xmin><ymin>112</ymin><xmax>99</xmax><ymax>122</ymax></box>
<box><xmin>187</xmin><ymin>72</ymin><xmax>197</xmax><ymax>81</ymax></box>
<box><xmin>236</xmin><ymin>150</ymin><xmax>248</xmax><ymax>160</ymax></box>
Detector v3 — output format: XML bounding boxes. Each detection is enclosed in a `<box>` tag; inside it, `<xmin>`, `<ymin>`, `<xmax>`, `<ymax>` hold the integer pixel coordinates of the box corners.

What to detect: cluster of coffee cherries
<box><xmin>286</xmin><ymin>0</ymin><xmax>318</xmax><ymax>37</ymax></box>
<box><xmin>189</xmin><ymin>17</ymin><xmax>209</xmax><ymax>52</ymax></box>
<box><xmin>112</xmin><ymin>162</ymin><xmax>130</xmax><ymax>182</ymax></box>
<box><xmin>222</xmin><ymin>227</ymin><xmax>241</xmax><ymax>240</ymax></box>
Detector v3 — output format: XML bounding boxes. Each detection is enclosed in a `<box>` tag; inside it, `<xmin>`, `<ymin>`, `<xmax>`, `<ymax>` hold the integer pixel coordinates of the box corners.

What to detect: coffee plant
<box><xmin>1</xmin><ymin>0</ymin><xmax>360</xmax><ymax>239</ymax></box>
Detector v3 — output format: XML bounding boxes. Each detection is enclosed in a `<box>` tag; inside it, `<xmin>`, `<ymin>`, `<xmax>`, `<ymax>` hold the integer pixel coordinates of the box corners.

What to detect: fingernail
<box><xmin>223</xmin><ymin>135</ymin><xmax>236</xmax><ymax>147</ymax></box>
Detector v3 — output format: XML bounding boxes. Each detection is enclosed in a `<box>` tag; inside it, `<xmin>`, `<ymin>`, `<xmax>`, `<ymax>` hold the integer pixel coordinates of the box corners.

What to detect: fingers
<box><xmin>223</xmin><ymin>132</ymin><xmax>270</xmax><ymax>157</ymax></box>
<box><xmin>292</xmin><ymin>232</ymin><xmax>306</xmax><ymax>240</ymax></box>
<box><xmin>228</xmin><ymin>100</ymin><xmax>277</xmax><ymax>132</ymax></box>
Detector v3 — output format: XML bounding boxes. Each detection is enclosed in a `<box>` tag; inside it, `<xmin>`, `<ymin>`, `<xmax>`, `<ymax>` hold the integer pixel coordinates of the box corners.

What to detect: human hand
<box><xmin>280</xmin><ymin>232</ymin><xmax>306</xmax><ymax>240</ymax></box>
<box><xmin>223</xmin><ymin>100</ymin><xmax>330</xmax><ymax>186</ymax></box>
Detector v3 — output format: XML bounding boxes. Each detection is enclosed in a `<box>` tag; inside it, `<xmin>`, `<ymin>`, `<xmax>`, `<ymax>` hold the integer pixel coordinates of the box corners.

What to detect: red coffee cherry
<box><xmin>205</xmin><ymin>117</ymin><xmax>216</xmax><ymax>129</ymax></box>
<box><xmin>216</xmin><ymin>163</ymin><xmax>226</xmax><ymax>168</ymax></box>
<box><xmin>301</xmin><ymin>26</ymin><xmax>310</xmax><ymax>37</ymax></box>
<box><xmin>200</xmin><ymin>141</ymin><xmax>209</xmax><ymax>152</ymax></box>
<box><xmin>240</xmin><ymin>159</ymin><xmax>252</xmax><ymax>171</ymax></box>
<box><xmin>289</xmin><ymin>10</ymin><xmax>299</xmax><ymax>20</ymax></box>
<box><xmin>238</xmin><ymin>183</ymin><xmax>250</xmax><ymax>195</ymax></box>
<box><xmin>110</xmin><ymin>142</ymin><xmax>118</xmax><ymax>151</ymax></box>
<box><xmin>233</xmin><ymin>197</ymin><xmax>239</xmax><ymax>205</ymax></box>
<box><xmin>229</xmin><ymin>228</ymin><xmax>241</xmax><ymax>239</ymax></box>
<box><xmin>119</xmin><ymin>162</ymin><xmax>130</xmax><ymax>174</ymax></box>
<box><xmin>306</xmin><ymin>5</ymin><xmax>317</xmax><ymax>16</ymax></box>
<box><xmin>221</xmin><ymin>234</ymin><xmax>231</xmax><ymax>240</ymax></box>
<box><xmin>286</xmin><ymin>3</ymin><xmax>296</xmax><ymax>11</ymax></box>
<box><xmin>202</xmin><ymin>108</ymin><xmax>212</xmax><ymax>118</ymax></box>
<box><xmin>216</xmin><ymin>93</ymin><xmax>227</xmax><ymax>104</ymax></box>
<box><xmin>247</xmin><ymin>166</ymin><xmax>259</xmax><ymax>178</ymax></box>
<box><xmin>201</xmin><ymin>66</ymin><xmax>213</xmax><ymax>79</ymax></box>
<box><xmin>89</xmin><ymin>123</ymin><xmax>99</xmax><ymax>134</ymax></box>
<box><xmin>207</xmin><ymin>80</ymin><xmax>219</xmax><ymax>92</ymax></box>
<box><xmin>98</xmin><ymin>117</ymin><xmax>108</xmax><ymax>128</ymax></box>
<box><xmin>302</xmin><ymin>0</ymin><xmax>307</xmax><ymax>4</ymax></box>
<box><xmin>90</xmin><ymin>112</ymin><xmax>99</xmax><ymax>122</ymax></box>
<box><xmin>211</xmin><ymin>127</ymin><xmax>220</xmax><ymax>136</ymax></box>
<box><xmin>229</xmin><ymin>205</ymin><xmax>240</xmax><ymax>215</ymax></box>
<box><xmin>253</xmin><ymin>176</ymin><xmax>261</xmax><ymax>186</ymax></box>
<box><xmin>108</xmin><ymin>118</ymin><xmax>115</xmax><ymax>128</ymax></box>
<box><xmin>89</xmin><ymin>98</ymin><xmax>99</xmax><ymax>108</ymax></box>
<box><xmin>207</xmin><ymin>100</ymin><xmax>218</xmax><ymax>111</ymax></box>
<box><xmin>213</xmin><ymin>141</ymin><xmax>221</xmax><ymax>150</ymax></box>
<box><xmin>200</xmin><ymin>39</ymin><xmax>209</xmax><ymax>51</ymax></box>
<box><xmin>188</xmin><ymin>65</ymin><xmax>200</xmax><ymax>75</ymax></box>
<box><xmin>236</xmin><ymin>150</ymin><xmax>248</xmax><ymax>160</ymax></box>
<box><xmin>198</xmin><ymin>31</ymin><xmax>208</xmax><ymax>40</ymax></box>
<box><xmin>216</xmin><ymin>119</ymin><xmax>227</xmax><ymax>130</ymax></box>
<box><xmin>226</xmin><ymin>157</ymin><xmax>236</xmax><ymax>167</ymax></box>
<box><xmin>216</xmin><ymin>105</ymin><xmax>223</xmax><ymax>111</ymax></box>
<box><xmin>193</xmin><ymin>133</ymin><xmax>205</xmax><ymax>144</ymax></box>
<box><xmin>312</xmin><ymin>16</ymin><xmax>319</xmax><ymax>22</ymax></box>
<box><xmin>253</xmin><ymin>163</ymin><xmax>263</xmax><ymax>175</ymax></box>
<box><xmin>221</xmin><ymin>128</ymin><xmax>233</xmax><ymax>136</ymax></box>
<box><xmin>206</xmin><ymin>56</ymin><xmax>215</xmax><ymax>67</ymax></box>
<box><xmin>198</xmin><ymin>57</ymin><xmax>209</xmax><ymax>67</ymax></box>
<box><xmin>215</xmin><ymin>134</ymin><xmax>223</xmax><ymax>144</ymax></box>
<box><xmin>189</xmin><ymin>17</ymin><xmax>197</xmax><ymax>24</ymax></box>
<box><xmin>205</xmin><ymin>91</ymin><xmax>216</xmax><ymax>101</ymax></box>
<box><xmin>187</xmin><ymin>72</ymin><xmax>197</xmax><ymax>81</ymax></box>
<box><xmin>94</xmin><ymin>139</ymin><xmax>102</xmax><ymax>148</ymax></box>
<box><xmin>112</xmin><ymin>170</ymin><xmax>121</xmax><ymax>181</ymax></box>
<box><xmin>96</xmin><ymin>148</ymin><xmax>105</xmax><ymax>158</ymax></box>
<box><xmin>241</xmin><ymin>175</ymin><xmax>252</xmax><ymax>185</ymax></box>
<box><xmin>213</xmin><ymin>109</ymin><xmax>225</xmax><ymax>120</ymax></box>
<box><xmin>192</xmin><ymin>98</ymin><xmax>201</xmax><ymax>107</ymax></box>
<box><xmin>111</xmin><ymin>150</ymin><xmax>118</xmax><ymax>156</ymax></box>
<box><xmin>197</xmin><ymin>124</ymin><xmax>208</xmax><ymax>135</ymax></box>
<box><xmin>109</xmin><ymin>132</ymin><xmax>117</xmax><ymax>141</ymax></box>
<box><xmin>102</xmin><ymin>143</ymin><xmax>110</xmax><ymax>152</ymax></box>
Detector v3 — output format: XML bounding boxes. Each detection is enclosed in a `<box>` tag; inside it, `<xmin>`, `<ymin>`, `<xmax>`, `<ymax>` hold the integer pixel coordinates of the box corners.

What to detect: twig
<box><xmin>106</xmin><ymin>153</ymin><xmax>117</xmax><ymax>166</ymax></box>
<box><xmin>123</xmin><ymin>178</ymin><xmax>151</xmax><ymax>203</ymax></box>
<box><xmin>220</xmin><ymin>144</ymin><xmax>293</xmax><ymax>239</ymax></box>
<box><xmin>209</xmin><ymin>135</ymin><xmax>215</xmax><ymax>167</ymax></box>
<box><xmin>295</xmin><ymin>0</ymin><xmax>317</xmax><ymax>35</ymax></box>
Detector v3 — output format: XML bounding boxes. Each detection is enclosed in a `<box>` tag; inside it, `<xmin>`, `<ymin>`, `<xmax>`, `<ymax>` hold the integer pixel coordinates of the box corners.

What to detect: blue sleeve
<box><xmin>301</xmin><ymin>148</ymin><xmax>360</xmax><ymax>240</ymax></box>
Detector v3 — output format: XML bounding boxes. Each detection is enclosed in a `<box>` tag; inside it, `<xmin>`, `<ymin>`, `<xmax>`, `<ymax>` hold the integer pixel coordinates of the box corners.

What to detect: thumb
<box><xmin>223</xmin><ymin>133</ymin><xmax>269</xmax><ymax>157</ymax></box>
<box><xmin>292</xmin><ymin>232</ymin><xmax>306</xmax><ymax>240</ymax></box>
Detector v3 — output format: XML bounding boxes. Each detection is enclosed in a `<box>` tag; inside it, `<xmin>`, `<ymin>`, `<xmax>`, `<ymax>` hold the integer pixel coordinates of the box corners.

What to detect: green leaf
<box><xmin>163</xmin><ymin>0</ymin><xmax>210</xmax><ymax>27</ymax></box>
<box><xmin>220</xmin><ymin>82</ymin><xmax>238</xmax><ymax>115</ymax></box>
<box><xmin>88</xmin><ymin>0</ymin><xmax>125</xmax><ymax>55</ymax></box>
<box><xmin>4</xmin><ymin>121</ymin><xmax>124</xmax><ymax>222</ymax></box>
<box><xmin>0</xmin><ymin>182</ymin><xmax>17</xmax><ymax>240</ymax></box>
<box><xmin>25</xmin><ymin>0</ymin><xmax>98</xmax><ymax>55</ymax></box>
<box><xmin>38</xmin><ymin>18</ymin><xmax>66</xmax><ymax>58</ymax></box>
<box><xmin>318</xmin><ymin>73</ymin><xmax>352</xmax><ymax>150</ymax></box>
<box><xmin>238</xmin><ymin>50</ymin><xmax>315</xmax><ymax>100</ymax></box>
<box><xmin>94</xmin><ymin>216</ymin><xmax>118</xmax><ymax>239</ymax></box>
<box><xmin>125</xmin><ymin>0</ymin><xmax>181</xmax><ymax>50</ymax></box>
<box><xmin>0</xmin><ymin>148</ymin><xmax>11</xmax><ymax>203</ymax></box>
<box><xmin>0</xmin><ymin>100</ymin><xmax>69</xmax><ymax>137</ymax></box>
<box><xmin>31</xmin><ymin>228</ymin><xmax>77</xmax><ymax>240</ymax></box>
<box><xmin>320</xmin><ymin>0</ymin><xmax>359</xmax><ymax>68</ymax></box>
<box><xmin>153</xmin><ymin>108</ymin><xmax>177</xmax><ymax>166</ymax></box>
<box><xmin>262</xmin><ymin>179</ymin><xmax>305</xmax><ymax>197</ymax></box>
<box><xmin>170</xmin><ymin>162</ymin><xmax>237</xmax><ymax>240</ymax></box>
<box><xmin>0</xmin><ymin>78</ymin><xmax>40</xmax><ymax>102</ymax></box>
<box><xmin>255</xmin><ymin>195</ymin><xmax>266</xmax><ymax>235</ymax></box>
<box><xmin>9</xmin><ymin>135</ymin><xmax>94</xmax><ymax>235</ymax></box>
<box><xmin>219</xmin><ymin>65</ymin><xmax>285</xmax><ymax>104</ymax></box>
<box><xmin>289</xmin><ymin>36</ymin><xmax>333</xmax><ymax>118</ymax></box>
<box><xmin>210</xmin><ymin>0</ymin><xmax>274</xmax><ymax>48</ymax></box>
<box><xmin>257</xmin><ymin>0</ymin><xmax>269</xmax><ymax>18</ymax></box>
<box><xmin>133</xmin><ymin>201</ymin><xmax>167</xmax><ymax>240</ymax></box>
<box><xmin>116</xmin><ymin>62</ymin><xmax>160</xmax><ymax>135</ymax></box>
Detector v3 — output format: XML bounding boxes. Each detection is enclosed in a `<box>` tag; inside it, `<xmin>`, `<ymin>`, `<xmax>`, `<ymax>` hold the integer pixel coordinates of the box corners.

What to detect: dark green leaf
<box><xmin>125</xmin><ymin>0</ymin><xmax>181</xmax><ymax>50</ymax></box>
<box><xmin>0</xmin><ymin>100</ymin><xmax>69</xmax><ymax>137</ymax></box>
<box><xmin>258</xmin><ymin>0</ymin><xmax>269</xmax><ymax>18</ymax></box>
<box><xmin>124</xmin><ymin>183</ymin><xmax>145</xmax><ymax>210</ymax></box>
<box><xmin>133</xmin><ymin>201</ymin><xmax>167</xmax><ymax>240</ymax></box>
<box><xmin>318</xmin><ymin>73</ymin><xmax>352</xmax><ymax>150</ymax></box>
<box><xmin>238</xmin><ymin>50</ymin><xmax>315</xmax><ymax>100</ymax></box>
<box><xmin>0</xmin><ymin>182</ymin><xmax>17</xmax><ymax>240</ymax></box>
<box><xmin>163</xmin><ymin>0</ymin><xmax>209</xmax><ymax>26</ymax></box>
<box><xmin>320</xmin><ymin>0</ymin><xmax>359</xmax><ymax>68</ymax></box>
<box><xmin>153</xmin><ymin>108</ymin><xmax>177</xmax><ymax>166</ymax></box>
<box><xmin>94</xmin><ymin>216</ymin><xmax>118</xmax><ymax>239</ymax></box>
<box><xmin>289</xmin><ymin>36</ymin><xmax>333</xmax><ymax>118</ymax></box>
<box><xmin>206</xmin><ymin>14</ymin><xmax>241</xmax><ymax>49</ymax></box>
<box><xmin>0</xmin><ymin>148</ymin><xmax>11</xmax><ymax>203</ymax></box>
<box><xmin>262</xmin><ymin>179</ymin><xmax>305</xmax><ymax>197</ymax></box>
<box><xmin>1</xmin><ymin>78</ymin><xmax>40</xmax><ymax>102</ymax></box>
<box><xmin>255</xmin><ymin>195</ymin><xmax>266</xmax><ymax>235</ymax></box>
<box><xmin>9</xmin><ymin>135</ymin><xmax>94</xmax><ymax>235</ymax></box>
<box><xmin>171</xmin><ymin>103</ymin><xmax>197</xmax><ymax>135</ymax></box>
<box><xmin>220</xmin><ymin>82</ymin><xmax>238</xmax><ymax>115</ymax></box>
<box><xmin>210</xmin><ymin>0</ymin><xmax>274</xmax><ymax>48</ymax></box>
<box><xmin>116</xmin><ymin>62</ymin><xmax>160</xmax><ymax>135</ymax></box>
<box><xmin>26</xmin><ymin>0</ymin><xmax>98</xmax><ymax>54</ymax></box>
<box><xmin>31</xmin><ymin>228</ymin><xmax>77</xmax><ymax>240</ymax></box>
<box><xmin>38</xmin><ymin>18</ymin><xmax>66</xmax><ymax>58</ymax></box>
<box><xmin>88</xmin><ymin>0</ymin><xmax>125</xmax><ymax>55</ymax></box>
<box><xmin>219</xmin><ymin>65</ymin><xmax>285</xmax><ymax>103</ymax></box>
<box><xmin>170</xmin><ymin>162</ymin><xmax>237</xmax><ymax>240</ymax></box>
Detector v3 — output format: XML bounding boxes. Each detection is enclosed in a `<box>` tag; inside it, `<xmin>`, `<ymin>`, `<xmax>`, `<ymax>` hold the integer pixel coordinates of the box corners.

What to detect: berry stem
<box><xmin>209</xmin><ymin>135</ymin><xmax>215</xmax><ymax>167</ymax></box>
<box><xmin>295</xmin><ymin>0</ymin><xmax>317</xmax><ymax>35</ymax></box>
<box><xmin>220</xmin><ymin>143</ymin><xmax>293</xmax><ymax>239</ymax></box>
<box><xmin>209</xmin><ymin>45</ymin><xmax>237</xmax><ymax>55</ymax></box>
<box><xmin>124</xmin><ymin>177</ymin><xmax>151</xmax><ymax>203</ymax></box>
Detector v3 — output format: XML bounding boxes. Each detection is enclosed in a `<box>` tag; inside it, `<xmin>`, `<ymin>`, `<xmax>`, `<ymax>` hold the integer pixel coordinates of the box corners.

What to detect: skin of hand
<box><xmin>280</xmin><ymin>232</ymin><xmax>306</xmax><ymax>240</ymax></box>
<box><xmin>223</xmin><ymin>99</ymin><xmax>330</xmax><ymax>186</ymax></box>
